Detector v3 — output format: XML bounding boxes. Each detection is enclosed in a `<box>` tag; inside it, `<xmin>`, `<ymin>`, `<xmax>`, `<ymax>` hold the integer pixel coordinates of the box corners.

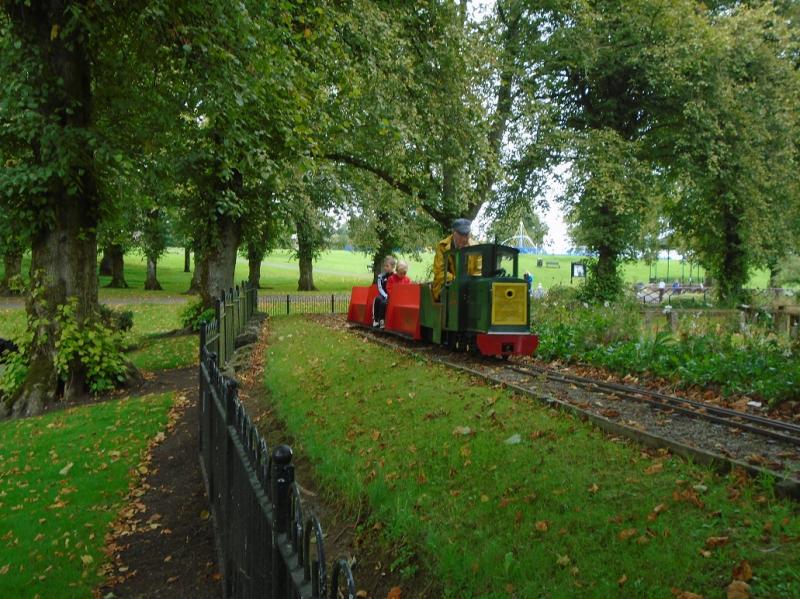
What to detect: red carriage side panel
<box><xmin>385</xmin><ymin>284</ymin><xmax>422</xmax><ymax>340</ymax></box>
<box><xmin>364</xmin><ymin>285</ymin><xmax>379</xmax><ymax>326</ymax></box>
<box><xmin>347</xmin><ymin>286</ymin><xmax>372</xmax><ymax>324</ymax></box>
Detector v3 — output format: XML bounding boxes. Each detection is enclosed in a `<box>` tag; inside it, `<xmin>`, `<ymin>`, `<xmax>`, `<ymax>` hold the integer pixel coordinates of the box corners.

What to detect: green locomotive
<box><xmin>348</xmin><ymin>242</ymin><xmax>538</xmax><ymax>357</ymax></box>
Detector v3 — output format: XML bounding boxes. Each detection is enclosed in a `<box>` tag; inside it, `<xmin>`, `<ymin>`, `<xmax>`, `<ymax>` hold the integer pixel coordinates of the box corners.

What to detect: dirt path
<box><xmin>96</xmin><ymin>367</ymin><xmax>221</xmax><ymax>598</ymax></box>
<box><xmin>0</xmin><ymin>296</ymin><xmax>190</xmax><ymax>309</ymax></box>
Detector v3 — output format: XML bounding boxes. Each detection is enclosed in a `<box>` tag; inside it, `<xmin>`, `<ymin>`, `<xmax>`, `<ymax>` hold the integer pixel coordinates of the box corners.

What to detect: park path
<box><xmin>97</xmin><ymin>366</ymin><xmax>221</xmax><ymax>598</ymax></box>
<box><xmin>0</xmin><ymin>295</ymin><xmax>190</xmax><ymax>309</ymax></box>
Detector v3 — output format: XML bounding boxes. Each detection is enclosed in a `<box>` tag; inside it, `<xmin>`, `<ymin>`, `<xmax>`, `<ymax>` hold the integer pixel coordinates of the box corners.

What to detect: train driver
<box><xmin>432</xmin><ymin>218</ymin><xmax>481</xmax><ymax>302</ymax></box>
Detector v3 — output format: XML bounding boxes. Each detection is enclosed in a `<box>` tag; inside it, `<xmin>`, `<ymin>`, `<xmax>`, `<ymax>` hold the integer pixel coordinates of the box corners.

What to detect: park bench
<box><xmin>545</xmin><ymin>261</ymin><xmax>560</xmax><ymax>268</ymax></box>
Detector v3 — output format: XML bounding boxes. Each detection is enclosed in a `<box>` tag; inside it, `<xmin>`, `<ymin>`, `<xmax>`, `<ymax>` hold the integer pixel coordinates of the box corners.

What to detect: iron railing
<box><xmin>199</xmin><ymin>285</ymin><xmax>357</xmax><ymax>598</ymax></box>
<box><xmin>258</xmin><ymin>294</ymin><xmax>350</xmax><ymax>317</ymax></box>
<box><xmin>203</xmin><ymin>282</ymin><xmax>259</xmax><ymax>368</ymax></box>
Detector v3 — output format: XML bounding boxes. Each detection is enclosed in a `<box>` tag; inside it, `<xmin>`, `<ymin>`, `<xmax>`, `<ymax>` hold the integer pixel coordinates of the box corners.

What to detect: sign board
<box><xmin>571</xmin><ymin>262</ymin><xmax>586</xmax><ymax>279</ymax></box>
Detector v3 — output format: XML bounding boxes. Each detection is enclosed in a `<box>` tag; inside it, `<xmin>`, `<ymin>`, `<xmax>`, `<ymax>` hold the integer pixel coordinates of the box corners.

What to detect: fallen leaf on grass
<box><xmin>59</xmin><ymin>462</ymin><xmax>74</xmax><ymax>476</ymax></box>
<box><xmin>618</xmin><ymin>528</ymin><xmax>638</xmax><ymax>541</ymax></box>
<box><xmin>556</xmin><ymin>554</ymin><xmax>570</xmax><ymax>567</ymax></box>
<box><xmin>588</xmin><ymin>483</ymin><xmax>599</xmax><ymax>494</ymax></box>
<box><xmin>644</xmin><ymin>463</ymin><xmax>663</xmax><ymax>475</ymax></box>
<box><xmin>705</xmin><ymin>536</ymin><xmax>730</xmax><ymax>548</ymax></box>
<box><xmin>618</xmin><ymin>574</ymin><xmax>627</xmax><ymax>587</ymax></box>
<box><xmin>80</xmin><ymin>555</ymin><xmax>93</xmax><ymax>565</ymax></box>
<box><xmin>726</xmin><ymin>580</ymin><xmax>751</xmax><ymax>599</ymax></box>
<box><xmin>535</xmin><ymin>521</ymin><xmax>549</xmax><ymax>532</ymax></box>
<box><xmin>671</xmin><ymin>589</ymin><xmax>704</xmax><ymax>599</ymax></box>
<box><xmin>386</xmin><ymin>587</ymin><xmax>402</xmax><ymax>599</ymax></box>
<box><xmin>732</xmin><ymin>560</ymin><xmax>752</xmax><ymax>581</ymax></box>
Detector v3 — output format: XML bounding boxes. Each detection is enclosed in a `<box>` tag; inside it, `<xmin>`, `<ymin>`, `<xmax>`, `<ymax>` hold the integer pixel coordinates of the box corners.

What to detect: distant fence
<box><xmin>199</xmin><ymin>285</ymin><xmax>357</xmax><ymax>598</ymax></box>
<box><xmin>258</xmin><ymin>294</ymin><xmax>351</xmax><ymax>317</ymax></box>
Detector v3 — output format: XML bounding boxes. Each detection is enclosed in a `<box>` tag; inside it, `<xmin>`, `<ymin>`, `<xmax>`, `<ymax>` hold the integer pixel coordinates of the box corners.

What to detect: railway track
<box><xmin>341</xmin><ymin>321</ymin><xmax>800</xmax><ymax>499</ymax></box>
<box><xmin>504</xmin><ymin>361</ymin><xmax>800</xmax><ymax>447</ymax></box>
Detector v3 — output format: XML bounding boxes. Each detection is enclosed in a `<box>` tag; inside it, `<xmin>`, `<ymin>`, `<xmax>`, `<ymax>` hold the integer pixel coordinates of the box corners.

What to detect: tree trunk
<box><xmin>200</xmin><ymin>215</ymin><xmax>242</xmax><ymax>308</ymax></box>
<box><xmin>185</xmin><ymin>241</ymin><xmax>202</xmax><ymax>295</ymax></box>
<box><xmin>13</xmin><ymin>198</ymin><xmax>99</xmax><ymax>416</ymax></box>
<box><xmin>714</xmin><ymin>205</ymin><xmax>747</xmax><ymax>305</ymax></box>
<box><xmin>144</xmin><ymin>256</ymin><xmax>162</xmax><ymax>290</ymax></box>
<box><xmin>247</xmin><ymin>243</ymin><xmax>265</xmax><ymax>289</ymax></box>
<box><xmin>6</xmin><ymin>1</ymin><xmax>100</xmax><ymax>416</ymax></box>
<box><xmin>184</xmin><ymin>246</ymin><xmax>191</xmax><ymax>273</ymax></box>
<box><xmin>296</xmin><ymin>223</ymin><xmax>318</xmax><ymax>291</ymax></box>
<box><xmin>98</xmin><ymin>247</ymin><xmax>113</xmax><ymax>276</ymax></box>
<box><xmin>105</xmin><ymin>244</ymin><xmax>128</xmax><ymax>288</ymax></box>
<box><xmin>297</xmin><ymin>255</ymin><xmax>317</xmax><ymax>291</ymax></box>
<box><xmin>0</xmin><ymin>249</ymin><xmax>23</xmax><ymax>295</ymax></box>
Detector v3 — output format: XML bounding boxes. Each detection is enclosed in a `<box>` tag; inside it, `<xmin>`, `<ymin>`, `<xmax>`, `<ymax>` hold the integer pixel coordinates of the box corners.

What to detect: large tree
<box><xmin>325</xmin><ymin>1</ymin><xmax>515</xmax><ymax>229</ymax></box>
<box><xmin>666</xmin><ymin>5</ymin><xmax>800</xmax><ymax>303</ymax></box>
<box><xmin>0</xmin><ymin>3</ymin><xmax>109</xmax><ymax>412</ymax></box>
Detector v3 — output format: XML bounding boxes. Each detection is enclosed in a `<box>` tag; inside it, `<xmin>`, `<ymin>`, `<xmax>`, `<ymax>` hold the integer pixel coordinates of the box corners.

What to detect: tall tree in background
<box><xmin>325</xmin><ymin>1</ymin><xmax>513</xmax><ymax>229</ymax></box>
<box><xmin>666</xmin><ymin>5</ymin><xmax>800</xmax><ymax>303</ymax></box>
<box><xmin>169</xmin><ymin>1</ymin><xmax>331</xmax><ymax>307</ymax></box>
<box><xmin>530</xmin><ymin>0</ymin><xmax>700</xmax><ymax>300</ymax></box>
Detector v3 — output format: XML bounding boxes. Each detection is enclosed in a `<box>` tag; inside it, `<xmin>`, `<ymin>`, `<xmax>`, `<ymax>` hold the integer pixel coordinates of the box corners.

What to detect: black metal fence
<box><xmin>258</xmin><ymin>294</ymin><xmax>351</xmax><ymax>317</ymax></box>
<box><xmin>203</xmin><ymin>283</ymin><xmax>259</xmax><ymax>368</ymax></box>
<box><xmin>199</xmin><ymin>286</ymin><xmax>357</xmax><ymax>598</ymax></box>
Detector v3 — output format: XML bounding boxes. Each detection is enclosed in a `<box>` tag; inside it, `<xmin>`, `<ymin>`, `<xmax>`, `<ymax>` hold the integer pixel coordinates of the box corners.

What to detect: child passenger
<box><xmin>386</xmin><ymin>260</ymin><xmax>411</xmax><ymax>295</ymax></box>
<box><xmin>373</xmin><ymin>255</ymin><xmax>396</xmax><ymax>328</ymax></box>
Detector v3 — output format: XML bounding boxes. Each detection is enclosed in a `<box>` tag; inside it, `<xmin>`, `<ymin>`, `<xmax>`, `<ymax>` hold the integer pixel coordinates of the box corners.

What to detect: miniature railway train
<box><xmin>347</xmin><ymin>242</ymin><xmax>539</xmax><ymax>358</ymax></box>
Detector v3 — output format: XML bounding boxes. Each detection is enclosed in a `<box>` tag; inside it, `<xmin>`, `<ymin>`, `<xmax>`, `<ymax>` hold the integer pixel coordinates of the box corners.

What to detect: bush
<box><xmin>0</xmin><ymin>338</ymin><xmax>29</xmax><ymax>406</ymax></box>
<box><xmin>98</xmin><ymin>304</ymin><xmax>134</xmax><ymax>332</ymax></box>
<box><xmin>533</xmin><ymin>295</ymin><xmax>799</xmax><ymax>404</ymax></box>
<box><xmin>180</xmin><ymin>300</ymin><xmax>216</xmax><ymax>332</ymax></box>
<box><xmin>54</xmin><ymin>300</ymin><xmax>128</xmax><ymax>394</ymax></box>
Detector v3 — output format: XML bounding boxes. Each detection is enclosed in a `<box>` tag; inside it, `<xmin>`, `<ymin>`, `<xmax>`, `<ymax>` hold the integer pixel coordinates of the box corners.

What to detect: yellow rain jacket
<box><xmin>432</xmin><ymin>234</ymin><xmax>482</xmax><ymax>302</ymax></box>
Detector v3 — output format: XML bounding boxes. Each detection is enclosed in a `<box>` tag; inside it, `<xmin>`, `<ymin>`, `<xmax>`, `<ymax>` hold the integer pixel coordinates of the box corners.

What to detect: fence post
<box><xmin>222</xmin><ymin>378</ymin><xmax>238</xmax><ymax>596</ymax></box>
<box><xmin>286</xmin><ymin>294</ymin><xmax>290</xmax><ymax>315</ymax></box>
<box><xmin>216</xmin><ymin>297</ymin><xmax>224</xmax><ymax>367</ymax></box>
<box><xmin>199</xmin><ymin>322</ymin><xmax>207</xmax><ymax>364</ymax></box>
<box><xmin>271</xmin><ymin>445</ymin><xmax>293</xmax><ymax>599</ymax></box>
<box><xmin>331</xmin><ymin>294</ymin><xmax>335</xmax><ymax>314</ymax></box>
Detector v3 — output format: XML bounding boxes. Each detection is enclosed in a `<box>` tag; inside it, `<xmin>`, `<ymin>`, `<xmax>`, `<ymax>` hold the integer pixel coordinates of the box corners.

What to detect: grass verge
<box><xmin>262</xmin><ymin>317</ymin><xmax>799</xmax><ymax>598</ymax></box>
<box><xmin>0</xmin><ymin>392</ymin><xmax>174</xmax><ymax>597</ymax></box>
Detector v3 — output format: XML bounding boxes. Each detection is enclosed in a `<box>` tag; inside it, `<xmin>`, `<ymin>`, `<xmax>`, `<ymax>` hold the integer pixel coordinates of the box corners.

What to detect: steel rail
<box><xmin>506</xmin><ymin>362</ymin><xmax>800</xmax><ymax>446</ymax></box>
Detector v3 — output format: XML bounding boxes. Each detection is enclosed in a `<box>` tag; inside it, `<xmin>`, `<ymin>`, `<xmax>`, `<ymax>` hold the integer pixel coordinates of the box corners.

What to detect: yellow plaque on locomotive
<box><xmin>491</xmin><ymin>282</ymin><xmax>527</xmax><ymax>325</ymax></box>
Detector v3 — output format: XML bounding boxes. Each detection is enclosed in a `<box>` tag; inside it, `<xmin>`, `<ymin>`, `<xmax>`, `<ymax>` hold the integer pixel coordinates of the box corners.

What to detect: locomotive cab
<box><xmin>420</xmin><ymin>242</ymin><xmax>537</xmax><ymax>356</ymax></box>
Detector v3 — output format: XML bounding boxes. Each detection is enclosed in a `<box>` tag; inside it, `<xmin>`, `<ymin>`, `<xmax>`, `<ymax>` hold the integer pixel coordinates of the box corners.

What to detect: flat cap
<box><xmin>452</xmin><ymin>218</ymin><xmax>471</xmax><ymax>235</ymax></box>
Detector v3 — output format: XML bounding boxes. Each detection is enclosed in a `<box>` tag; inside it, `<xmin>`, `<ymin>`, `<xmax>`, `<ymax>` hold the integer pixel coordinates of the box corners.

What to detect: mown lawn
<box><xmin>0</xmin><ymin>247</ymin><xmax>773</xmax><ymax>296</ymax></box>
<box><xmin>262</xmin><ymin>317</ymin><xmax>799</xmax><ymax>598</ymax></box>
<box><xmin>0</xmin><ymin>392</ymin><xmax>174</xmax><ymax>597</ymax></box>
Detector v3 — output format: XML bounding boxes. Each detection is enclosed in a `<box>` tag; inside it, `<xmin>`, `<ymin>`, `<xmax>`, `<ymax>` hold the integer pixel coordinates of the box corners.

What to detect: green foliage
<box><xmin>98</xmin><ymin>304</ymin><xmax>134</xmax><ymax>332</ymax></box>
<box><xmin>54</xmin><ymin>300</ymin><xmax>128</xmax><ymax>394</ymax></box>
<box><xmin>0</xmin><ymin>333</ymin><xmax>29</xmax><ymax>405</ymax></box>
<box><xmin>532</xmin><ymin>293</ymin><xmax>799</xmax><ymax>404</ymax></box>
<box><xmin>180</xmin><ymin>299</ymin><xmax>216</xmax><ymax>332</ymax></box>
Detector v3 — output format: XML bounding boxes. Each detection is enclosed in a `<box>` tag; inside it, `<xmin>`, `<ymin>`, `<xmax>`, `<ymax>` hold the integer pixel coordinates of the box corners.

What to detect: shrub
<box><xmin>98</xmin><ymin>304</ymin><xmax>134</xmax><ymax>332</ymax></box>
<box><xmin>54</xmin><ymin>300</ymin><xmax>128</xmax><ymax>394</ymax></box>
<box><xmin>180</xmin><ymin>300</ymin><xmax>216</xmax><ymax>332</ymax></box>
<box><xmin>0</xmin><ymin>336</ymin><xmax>29</xmax><ymax>406</ymax></box>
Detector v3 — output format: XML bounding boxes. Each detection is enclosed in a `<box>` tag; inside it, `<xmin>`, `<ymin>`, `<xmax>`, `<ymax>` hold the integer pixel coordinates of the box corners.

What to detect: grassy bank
<box><xmin>262</xmin><ymin>317</ymin><xmax>798</xmax><ymax>598</ymax></box>
<box><xmin>0</xmin><ymin>392</ymin><xmax>174</xmax><ymax>597</ymax></box>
